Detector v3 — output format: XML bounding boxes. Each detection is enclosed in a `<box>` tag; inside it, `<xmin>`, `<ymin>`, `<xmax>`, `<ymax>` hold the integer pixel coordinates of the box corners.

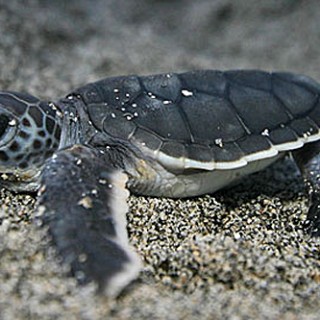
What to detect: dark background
<box><xmin>2</xmin><ymin>1</ymin><xmax>320</xmax><ymax>97</ymax></box>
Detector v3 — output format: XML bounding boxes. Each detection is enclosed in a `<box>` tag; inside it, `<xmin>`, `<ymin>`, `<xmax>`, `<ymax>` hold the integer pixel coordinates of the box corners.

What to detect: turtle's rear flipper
<box><xmin>293</xmin><ymin>141</ymin><xmax>320</xmax><ymax>236</ymax></box>
<box><xmin>36</xmin><ymin>145</ymin><xmax>140</xmax><ymax>296</ymax></box>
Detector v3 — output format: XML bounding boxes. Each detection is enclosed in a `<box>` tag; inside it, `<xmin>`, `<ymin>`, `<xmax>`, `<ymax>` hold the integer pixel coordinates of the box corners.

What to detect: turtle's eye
<box><xmin>0</xmin><ymin>113</ymin><xmax>17</xmax><ymax>147</ymax></box>
<box><xmin>0</xmin><ymin>114</ymin><xmax>10</xmax><ymax>138</ymax></box>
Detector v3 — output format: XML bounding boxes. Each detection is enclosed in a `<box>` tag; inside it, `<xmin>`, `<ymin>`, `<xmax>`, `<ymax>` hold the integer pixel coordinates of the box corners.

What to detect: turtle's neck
<box><xmin>55</xmin><ymin>95</ymin><xmax>83</xmax><ymax>149</ymax></box>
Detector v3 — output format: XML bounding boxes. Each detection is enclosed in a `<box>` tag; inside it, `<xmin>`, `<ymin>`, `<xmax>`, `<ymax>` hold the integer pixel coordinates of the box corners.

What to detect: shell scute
<box><xmin>272</xmin><ymin>74</ymin><xmax>318</xmax><ymax>116</ymax></box>
<box><xmin>180</xmin><ymin>92</ymin><xmax>246</xmax><ymax>143</ymax></box>
<box><xmin>103</xmin><ymin>111</ymin><xmax>136</xmax><ymax>140</ymax></box>
<box><xmin>78</xmin><ymin>76</ymin><xmax>142</xmax><ymax>106</ymax></box>
<box><xmin>237</xmin><ymin>135</ymin><xmax>272</xmax><ymax>156</ymax></box>
<box><xmin>225</xmin><ymin>70</ymin><xmax>272</xmax><ymax>91</ymax></box>
<box><xmin>131</xmin><ymin>127</ymin><xmax>162</xmax><ymax>151</ymax></box>
<box><xmin>79</xmin><ymin>70</ymin><xmax>320</xmax><ymax>171</ymax></box>
<box><xmin>229</xmin><ymin>84</ymin><xmax>290</xmax><ymax>134</ymax></box>
<box><xmin>131</xmin><ymin>97</ymin><xmax>190</xmax><ymax>141</ymax></box>
<box><xmin>289</xmin><ymin>118</ymin><xmax>319</xmax><ymax>140</ymax></box>
<box><xmin>161</xmin><ymin>141</ymin><xmax>186</xmax><ymax>159</ymax></box>
<box><xmin>186</xmin><ymin>144</ymin><xmax>213</xmax><ymax>162</ymax></box>
<box><xmin>210</xmin><ymin>142</ymin><xmax>244</xmax><ymax>163</ymax></box>
<box><xmin>179</xmin><ymin>70</ymin><xmax>227</xmax><ymax>96</ymax></box>
<box><xmin>275</xmin><ymin>72</ymin><xmax>320</xmax><ymax>94</ymax></box>
<box><xmin>268</xmin><ymin>127</ymin><xmax>299</xmax><ymax>145</ymax></box>
<box><xmin>309</xmin><ymin>102</ymin><xmax>320</xmax><ymax>127</ymax></box>
<box><xmin>140</xmin><ymin>73</ymin><xmax>182</xmax><ymax>102</ymax></box>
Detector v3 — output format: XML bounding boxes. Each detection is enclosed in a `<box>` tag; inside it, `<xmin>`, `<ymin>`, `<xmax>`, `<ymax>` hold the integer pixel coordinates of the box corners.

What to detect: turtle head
<box><xmin>0</xmin><ymin>91</ymin><xmax>62</xmax><ymax>191</ymax></box>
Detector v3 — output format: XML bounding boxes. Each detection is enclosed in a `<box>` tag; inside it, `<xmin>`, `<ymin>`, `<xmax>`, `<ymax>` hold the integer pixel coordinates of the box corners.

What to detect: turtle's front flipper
<box><xmin>36</xmin><ymin>145</ymin><xmax>140</xmax><ymax>296</ymax></box>
<box><xmin>293</xmin><ymin>141</ymin><xmax>320</xmax><ymax>236</ymax></box>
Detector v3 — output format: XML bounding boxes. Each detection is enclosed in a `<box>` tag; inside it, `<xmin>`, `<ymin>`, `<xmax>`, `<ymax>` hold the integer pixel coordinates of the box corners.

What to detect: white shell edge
<box><xmin>155</xmin><ymin>130</ymin><xmax>320</xmax><ymax>171</ymax></box>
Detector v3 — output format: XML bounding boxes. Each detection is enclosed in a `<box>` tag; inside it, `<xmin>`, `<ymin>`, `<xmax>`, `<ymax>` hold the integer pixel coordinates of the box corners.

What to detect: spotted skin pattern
<box><xmin>0</xmin><ymin>92</ymin><xmax>61</xmax><ymax>174</ymax></box>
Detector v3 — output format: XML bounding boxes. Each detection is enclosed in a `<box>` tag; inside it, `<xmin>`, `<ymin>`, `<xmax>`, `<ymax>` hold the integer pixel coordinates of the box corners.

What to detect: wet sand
<box><xmin>1</xmin><ymin>1</ymin><xmax>320</xmax><ymax>319</ymax></box>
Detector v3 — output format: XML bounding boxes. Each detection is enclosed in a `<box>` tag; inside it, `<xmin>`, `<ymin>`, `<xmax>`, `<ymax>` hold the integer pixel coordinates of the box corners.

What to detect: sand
<box><xmin>1</xmin><ymin>1</ymin><xmax>320</xmax><ymax>319</ymax></box>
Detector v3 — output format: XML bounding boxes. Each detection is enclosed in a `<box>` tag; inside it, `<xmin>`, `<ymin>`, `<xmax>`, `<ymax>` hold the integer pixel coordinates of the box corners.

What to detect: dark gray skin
<box><xmin>0</xmin><ymin>70</ymin><xmax>319</xmax><ymax>296</ymax></box>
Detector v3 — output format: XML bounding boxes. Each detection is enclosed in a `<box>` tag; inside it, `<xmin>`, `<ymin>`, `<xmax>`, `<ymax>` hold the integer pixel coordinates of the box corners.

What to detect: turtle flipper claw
<box><xmin>304</xmin><ymin>196</ymin><xmax>320</xmax><ymax>237</ymax></box>
<box><xmin>293</xmin><ymin>141</ymin><xmax>320</xmax><ymax>237</ymax></box>
<box><xmin>36</xmin><ymin>145</ymin><xmax>140</xmax><ymax>296</ymax></box>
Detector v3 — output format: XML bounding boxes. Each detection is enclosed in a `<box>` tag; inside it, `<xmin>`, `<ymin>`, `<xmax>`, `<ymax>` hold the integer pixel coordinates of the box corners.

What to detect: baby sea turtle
<box><xmin>0</xmin><ymin>70</ymin><xmax>320</xmax><ymax>296</ymax></box>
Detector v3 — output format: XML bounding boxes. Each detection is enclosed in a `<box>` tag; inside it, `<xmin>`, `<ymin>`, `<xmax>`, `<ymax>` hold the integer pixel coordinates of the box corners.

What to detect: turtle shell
<box><xmin>75</xmin><ymin>70</ymin><xmax>320</xmax><ymax>171</ymax></box>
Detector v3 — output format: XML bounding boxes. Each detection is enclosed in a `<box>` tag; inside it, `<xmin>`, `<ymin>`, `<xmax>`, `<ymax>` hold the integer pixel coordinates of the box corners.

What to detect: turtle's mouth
<box><xmin>0</xmin><ymin>167</ymin><xmax>42</xmax><ymax>192</ymax></box>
